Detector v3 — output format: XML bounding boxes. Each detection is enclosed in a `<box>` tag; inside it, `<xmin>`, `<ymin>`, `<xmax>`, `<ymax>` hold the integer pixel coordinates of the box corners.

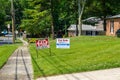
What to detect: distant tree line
<box><xmin>0</xmin><ymin>0</ymin><xmax>120</xmax><ymax>38</ymax></box>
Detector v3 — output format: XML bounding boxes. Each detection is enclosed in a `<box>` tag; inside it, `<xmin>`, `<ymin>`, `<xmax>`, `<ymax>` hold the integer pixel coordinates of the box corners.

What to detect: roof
<box><xmin>107</xmin><ymin>14</ymin><xmax>120</xmax><ymax>19</ymax></box>
<box><xmin>83</xmin><ymin>17</ymin><xmax>101</xmax><ymax>23</ymax></box>
<box><xmin>68</xmin><ymin>23</ymin><xmax>103</xmax><ymax>31</ymax></box>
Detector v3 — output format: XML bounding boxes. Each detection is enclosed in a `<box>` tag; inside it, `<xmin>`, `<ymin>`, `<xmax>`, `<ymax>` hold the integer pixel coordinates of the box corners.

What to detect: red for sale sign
<box><xmin>36</xmin><ymin>38</ymin><xmax>50</xmax><ymax>49</ymax></box>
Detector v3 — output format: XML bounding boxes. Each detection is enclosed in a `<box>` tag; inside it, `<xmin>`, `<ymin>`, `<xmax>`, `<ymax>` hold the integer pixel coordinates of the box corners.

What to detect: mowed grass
<box><xmin>29</xmin><ymin>36</ymin><xmax>120</xmax><ymax>78</ymax></box>
<box><xmin>0</xmin><ymin>40</ymin><xmax>22</xmax><ymax>69</ymax></box>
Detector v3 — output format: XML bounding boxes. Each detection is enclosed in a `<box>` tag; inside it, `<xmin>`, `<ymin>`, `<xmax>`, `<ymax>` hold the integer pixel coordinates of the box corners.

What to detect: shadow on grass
<box><xmin>55</xmin><ymin>55</ymin><xmax>80</xmax><ymax>80</ymax></box>
<box><xmin>31</xmin><ymin>56</ymin><xmax>48</xmax><ymax>80</ymax></box>
<box><xmin>38</xmin><ymin>50</ymin><xmax>80</xmax><ymax>80</ymax></box>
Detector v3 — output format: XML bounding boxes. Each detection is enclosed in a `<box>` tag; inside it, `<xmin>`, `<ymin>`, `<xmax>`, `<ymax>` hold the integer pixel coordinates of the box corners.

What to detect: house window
<box><xmin>110</xmin><ymin>20</ymin><xmax>114</xmax><ymax>34</ymax></box>
<box><xmin>86</xmin><ymin>31</ymin><xmax>92</xmax><ymax>35</ymax></box>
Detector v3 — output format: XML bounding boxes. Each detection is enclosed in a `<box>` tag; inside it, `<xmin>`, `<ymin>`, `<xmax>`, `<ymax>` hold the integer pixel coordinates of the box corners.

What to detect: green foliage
<box><xmin>84</xmin><ymin>0</ymin><xmax>120</xmax><ymax>18</ymax></box>
<box><xmin>30</xmin><ymin>36</ymin><xmax>120</xmax><ymax>78</ymax></box>
<box><xmin>59</xmin><ymin>0</ymin><xmax>78</xmax><ymax>28</ymax></box>
<box><xmin>0</xmin><ymin>0</ymin><xmax>10</xmax><ymax>31</ymax></box>
<box><xmin>20</xmin><ymin>0</ymin><xmax>51</xmax><ymax>37</ymax></box>
<box><xmin>20</xmin><ymin>0</ymin><xmax>79</xmax><ymax>37</ymax></box>
<box><xmin>0</xmin><ymin>0</ymin><xmax>120</xmax><ymax>37</ymax></box>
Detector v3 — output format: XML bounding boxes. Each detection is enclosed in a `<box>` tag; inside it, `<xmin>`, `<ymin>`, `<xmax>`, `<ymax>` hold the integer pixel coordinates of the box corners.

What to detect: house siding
<box><xmin>106</xmin><ymin>18</ymin><xmax>120</xmax><ymax>36</ymax></box>
<box><xmin>68</xmin><ymin>31</ymin><xmax>76</xmax><ymax>37</ymax></box>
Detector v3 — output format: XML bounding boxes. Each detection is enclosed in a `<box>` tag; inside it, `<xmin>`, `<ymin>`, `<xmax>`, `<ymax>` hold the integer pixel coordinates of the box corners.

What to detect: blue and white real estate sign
<box><xmin>56</xmin><ymin>38</ymin><xmax>70</xmax><ymax>48</ymax></box>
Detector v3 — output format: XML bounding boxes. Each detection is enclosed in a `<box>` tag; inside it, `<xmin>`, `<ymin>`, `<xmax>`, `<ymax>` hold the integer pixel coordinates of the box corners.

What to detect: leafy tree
<box><xmin>56</xmin><ymin>0</ymin><xmax>78</xmax><ymax>36</ymax></box>
<box><xmin>20</xmin><ymin>0</ymin><xmax>51</xmax><ymax>37</ymax></box>
<box><xmin>1</xmin><ymin>0</ymin><xmax>120</xmax><ymax>37</ymax></box>
<box><xmin>0</xmin><ymin>0</ymin><xmax>10</xmax><ymax>32</ymax></box>
<box><xmin>84</xmin><ymin>0</ymin><xmax>120</xmax><ymax>31</ymax></box>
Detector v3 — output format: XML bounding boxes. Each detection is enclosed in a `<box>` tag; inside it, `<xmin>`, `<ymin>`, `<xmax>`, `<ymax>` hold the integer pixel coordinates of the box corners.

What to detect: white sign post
<box><xmin>56</xmin><ymin>38</ymin><xmax>70</xmax><ymax>48</ymax></box>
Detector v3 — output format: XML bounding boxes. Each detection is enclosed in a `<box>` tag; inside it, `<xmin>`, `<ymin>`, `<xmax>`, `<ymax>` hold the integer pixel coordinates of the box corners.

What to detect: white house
<box><xmin>68</xmin><ymin>22</ymin><xmax>104</xmax><ymax>37</ymax></box>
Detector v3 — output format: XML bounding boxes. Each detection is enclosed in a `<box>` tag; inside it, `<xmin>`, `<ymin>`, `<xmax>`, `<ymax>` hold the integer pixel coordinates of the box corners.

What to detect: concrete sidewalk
<box><xmin>0</xmin><ymin>38</ymin><xmax>33</xmax><ymax>80</ymax></box>
<box><xmin>37</xmin><ymin>68</ymin><xmax>120</xmax><ymax>80</ymax></box>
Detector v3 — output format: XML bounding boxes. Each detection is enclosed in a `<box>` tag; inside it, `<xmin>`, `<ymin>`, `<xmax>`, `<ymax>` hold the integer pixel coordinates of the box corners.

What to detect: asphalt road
<box><xmin>0</xmin><ymin>37</ymin><xmax>13</xmax><ymax>44</ymax></box>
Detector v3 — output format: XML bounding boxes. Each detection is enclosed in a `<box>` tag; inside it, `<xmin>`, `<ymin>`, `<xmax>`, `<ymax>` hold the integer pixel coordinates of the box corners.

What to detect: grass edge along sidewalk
<box><xmin>0</xmin><ymin>39</ymin><xmax>22</xmax><ymax>69</ymax></box>
<box><xmin>29</xmin><ymin>36</ymin><xmax>120</xmax><ymax>79</ymax></box>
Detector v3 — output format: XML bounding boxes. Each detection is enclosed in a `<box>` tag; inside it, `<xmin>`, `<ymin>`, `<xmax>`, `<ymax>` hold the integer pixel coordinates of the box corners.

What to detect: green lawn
<box><xmin>29</xmin><ymin>36</ymin><xmax>120</xmax><ymax>78</ymax></box>
<box><xmin>0</xmin><ymin>40</ymin><xmax>22</xmax><ymax>69</ymax></box>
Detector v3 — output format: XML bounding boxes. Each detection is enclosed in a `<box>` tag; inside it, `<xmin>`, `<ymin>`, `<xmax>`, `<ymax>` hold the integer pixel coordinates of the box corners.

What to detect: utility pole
<box><xmin>11</xmin><ymin>0</ymin><xmax>15</xmax><ymax>43</ymax></box>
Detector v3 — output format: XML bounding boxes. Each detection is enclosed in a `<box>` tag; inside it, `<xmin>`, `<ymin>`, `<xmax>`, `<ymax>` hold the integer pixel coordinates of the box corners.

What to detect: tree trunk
<box><xmin>11</xmin><ymin>0</ymin><xmax>15</xmax><ymax>43</ymax></box>
<box><xmin>103</xmin><ymin>16</ymin><xmax>106</xmax><ymax>31</ymax></box>
<box><xmin>78</xmin><ymin>0</ymin><xmax>86</xmax><ymax>36</ymax></box>
<box><xmin>50</xmin><ymin>0</ymin><xmax>55</xmax><ymax>39</ymax></box>
<box><xmin>102</xmin><ymin>0</ymin><xmax>106</xmax><ymax>31</ymax></box>
<box><xmin>51</xmin><ymin>24</ymin><xmax>55</xmax><ymax>39</ymax></box>
<box><xmin>78</xmin><ymin>17</ymin><xmax>82</xmax><ymax>36</ymax></box>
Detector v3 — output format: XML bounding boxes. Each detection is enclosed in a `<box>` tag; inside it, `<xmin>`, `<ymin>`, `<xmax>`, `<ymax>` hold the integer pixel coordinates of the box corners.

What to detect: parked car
<box><xmin>5</xmin><ymin>33</ymin><xmax>13</xmax><ymax>37</ymax></box>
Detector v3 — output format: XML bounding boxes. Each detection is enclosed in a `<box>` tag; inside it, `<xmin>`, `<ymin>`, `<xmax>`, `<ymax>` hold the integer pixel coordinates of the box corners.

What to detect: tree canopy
<box><xmin>0</xmin><ymin>0</ymin><xmax>120</xmax><ymax>37</ymax></box>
